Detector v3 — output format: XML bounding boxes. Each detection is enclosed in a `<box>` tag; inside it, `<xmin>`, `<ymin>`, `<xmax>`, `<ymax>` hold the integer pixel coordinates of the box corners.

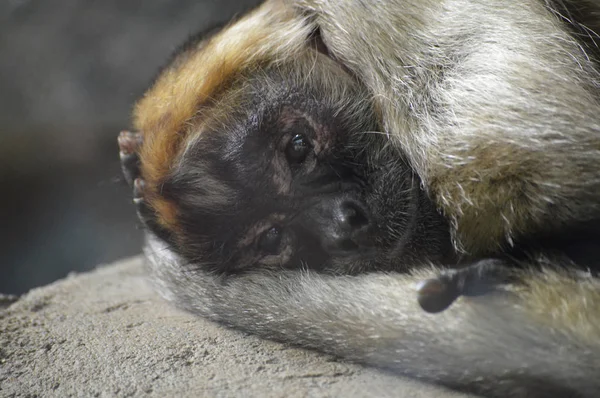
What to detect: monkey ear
<box><xmin>416</xmin><ymin>259</ymin><xmax>515</xmax><ymax>314</ymax></box>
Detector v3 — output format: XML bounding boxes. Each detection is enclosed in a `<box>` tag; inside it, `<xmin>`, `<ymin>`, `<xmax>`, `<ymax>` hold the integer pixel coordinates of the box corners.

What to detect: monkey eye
<box><xmin>258</xmin><ymin>226</ymin><xmax>283</xmax><ymax>254</ymax></box>
<box><xmin>285</xmin><ymin>134</ymin><xmax>311</xmax><ymax>164</ymax></box>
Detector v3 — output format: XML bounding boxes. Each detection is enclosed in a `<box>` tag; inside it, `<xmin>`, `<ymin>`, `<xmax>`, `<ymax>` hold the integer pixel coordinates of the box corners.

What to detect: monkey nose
<box><xmin>325</xmin><ymin>200</ymin><xmax>373</xmax><ymax>252</ymax></box>
<box><xmin>339</xmin><ymin>201</ymin><xmax>369</xmax><ymax>229</ymax></box>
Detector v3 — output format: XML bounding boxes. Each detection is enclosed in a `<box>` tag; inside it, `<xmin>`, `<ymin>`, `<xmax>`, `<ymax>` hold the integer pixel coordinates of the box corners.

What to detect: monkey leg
<box><xmin>417</xmin><ymin>259</ymin><xmax>515</xmax><ymax>314</ymax></box>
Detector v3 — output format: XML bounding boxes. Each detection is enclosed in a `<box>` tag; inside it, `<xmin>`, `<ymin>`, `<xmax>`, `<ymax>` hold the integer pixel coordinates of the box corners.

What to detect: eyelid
<box><xmin>277</xmin><ymin>114</ymin><xmax>315</xmax><ymax>147</ymax></box>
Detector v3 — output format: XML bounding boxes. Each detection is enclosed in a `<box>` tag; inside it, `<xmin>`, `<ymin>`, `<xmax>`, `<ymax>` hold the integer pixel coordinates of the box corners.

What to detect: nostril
<box><xmin>341</xmin><ymin>202</ymin><xmax>369</xmax><ymax>228</ymax></box>
<box><xmin>339</xmin><ymin>239</ymin><xmax>359</xmax><ymax>251</ymax></box>
<box><xmin>316</xmin><ymin>199</ymin><xmax>372</xmax><ymax>254</ymax></box>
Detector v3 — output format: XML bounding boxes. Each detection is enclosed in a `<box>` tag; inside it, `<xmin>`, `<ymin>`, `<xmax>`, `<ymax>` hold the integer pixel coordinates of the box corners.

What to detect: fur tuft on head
<box><xmin>133</xmin><ymin>0</ymin><xmax>313</xmax><ymax>231</ymax></box>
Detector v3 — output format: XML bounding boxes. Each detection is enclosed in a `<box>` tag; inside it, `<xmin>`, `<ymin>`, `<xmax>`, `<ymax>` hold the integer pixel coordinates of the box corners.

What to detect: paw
<box><xmin>118</xmin><ymin>130</ymin><xmax>143</xmax><ymax>186</ymax></box>
<box><xmin>118</xmin><ymin>130</ymin><xmax>151</xmax><ymax>220</ymax></box>
<box><xmin>417</xmin><ymin>259</ymin><xmax>514</xmax><ymax>313</ymax></box>
<box><xmin>133</xmin><ymin>177</ymin><xmax>145</xmax><ymax>205</ymax></box>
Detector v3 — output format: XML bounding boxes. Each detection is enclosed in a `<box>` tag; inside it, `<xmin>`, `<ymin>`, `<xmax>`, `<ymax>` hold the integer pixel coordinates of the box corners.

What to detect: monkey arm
<box><xmin>290</xmin><ymin>0</ymin><xmax>600</xmax><ymax>254</ymax></box>
<box><xmin>144</xmin><ymin>232</ymin><xmax>600</xmax><ymax>398</ymax></box>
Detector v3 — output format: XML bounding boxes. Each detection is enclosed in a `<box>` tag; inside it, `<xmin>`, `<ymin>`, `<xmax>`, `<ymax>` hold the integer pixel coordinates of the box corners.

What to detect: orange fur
<box><xmin>132</xmin><ymin>0</ymin><xmax>312</xmax><ymax>230</ymax></box>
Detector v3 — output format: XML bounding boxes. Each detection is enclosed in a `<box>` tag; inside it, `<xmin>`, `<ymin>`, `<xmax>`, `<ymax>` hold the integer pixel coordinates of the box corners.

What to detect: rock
<box><xmin>0</xmin><ymin>256</ymin><xmax>471</xmax><ymax>397</ymax></box>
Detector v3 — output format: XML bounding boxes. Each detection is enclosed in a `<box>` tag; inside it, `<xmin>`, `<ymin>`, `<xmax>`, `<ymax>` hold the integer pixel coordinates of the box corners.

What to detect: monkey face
<box><xmin>177</xmin><ymin>82</ymin><xmax>445</xmax><ymax>272</ymax></box>
<box><xmin>127</xmin><ymin>5</ymin><xmax>452</xmax><ymax>275</ymax></box>
<box><xmin>128</xmin><ymin>64</ymin><xmax>450</xmax><ymax>274</ymax></box>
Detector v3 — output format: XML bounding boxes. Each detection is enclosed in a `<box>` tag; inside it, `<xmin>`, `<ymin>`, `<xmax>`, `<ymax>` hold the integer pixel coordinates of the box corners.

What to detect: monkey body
<box><xmin>293</xmin><ymin>0</ymin><xmax>600</xmax><ymax>253</ymax></box>
<box><xmin>119</xmin><ymin>0</ymin><xmax>600</xmax><ymax>396</ymax></box>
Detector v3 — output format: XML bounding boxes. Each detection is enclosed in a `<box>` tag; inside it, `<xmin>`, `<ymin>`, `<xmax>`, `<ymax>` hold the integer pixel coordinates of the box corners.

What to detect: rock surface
<box><xmin>0</xmin><ymin>256</ymin><xmax>471</xmax><ymax>397</ymax></box>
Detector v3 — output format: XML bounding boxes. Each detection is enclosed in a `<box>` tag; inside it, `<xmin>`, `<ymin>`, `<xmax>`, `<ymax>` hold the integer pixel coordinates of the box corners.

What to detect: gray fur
<box><xmin>293</xmin><ymin>0</ymin><xmax>600</xmax><ymax>251</ymax></box>
<box><xmin>145</xmin><ymin>234</ymin><xmax>600</xmax><ymax>397</ymax></box>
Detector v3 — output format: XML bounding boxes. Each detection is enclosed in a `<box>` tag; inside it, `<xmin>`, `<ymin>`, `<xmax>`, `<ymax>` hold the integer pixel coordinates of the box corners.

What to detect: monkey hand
<box><xmin>118</xmin><ymin>130</ymin><xmax>152</xmax><ymax>223</ymax></box>
<box><xmin>416</xmin><ymin>259</ymin><xmax>515</xmax><ymax>314</ymax></box>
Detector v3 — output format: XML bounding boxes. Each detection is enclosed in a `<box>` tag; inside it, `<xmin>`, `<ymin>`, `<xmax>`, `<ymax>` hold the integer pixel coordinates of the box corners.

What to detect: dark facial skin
<box><xmin>138</xmin><ymin>65</ymin><xmax>454</xmax><ymax>276</ymax></box>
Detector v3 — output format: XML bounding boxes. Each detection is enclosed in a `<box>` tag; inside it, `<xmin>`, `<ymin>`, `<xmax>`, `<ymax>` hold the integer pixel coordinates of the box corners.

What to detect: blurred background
<box><xmin>0</xmin><ymin>0</ymin><xmax>261</xmax><ymax>295</ymax></box>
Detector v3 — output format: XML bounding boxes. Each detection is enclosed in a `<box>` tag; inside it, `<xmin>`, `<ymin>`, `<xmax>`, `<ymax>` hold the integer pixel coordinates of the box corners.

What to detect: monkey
<box><xmin>118</xmin><ymin>0</ymin><xmax>600</xmax><ymax>396</ymax></box>
<box><xmin>289</xmin><ymin>0</ymin><xmax>600</xmax><ymax>256</ymax></box>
